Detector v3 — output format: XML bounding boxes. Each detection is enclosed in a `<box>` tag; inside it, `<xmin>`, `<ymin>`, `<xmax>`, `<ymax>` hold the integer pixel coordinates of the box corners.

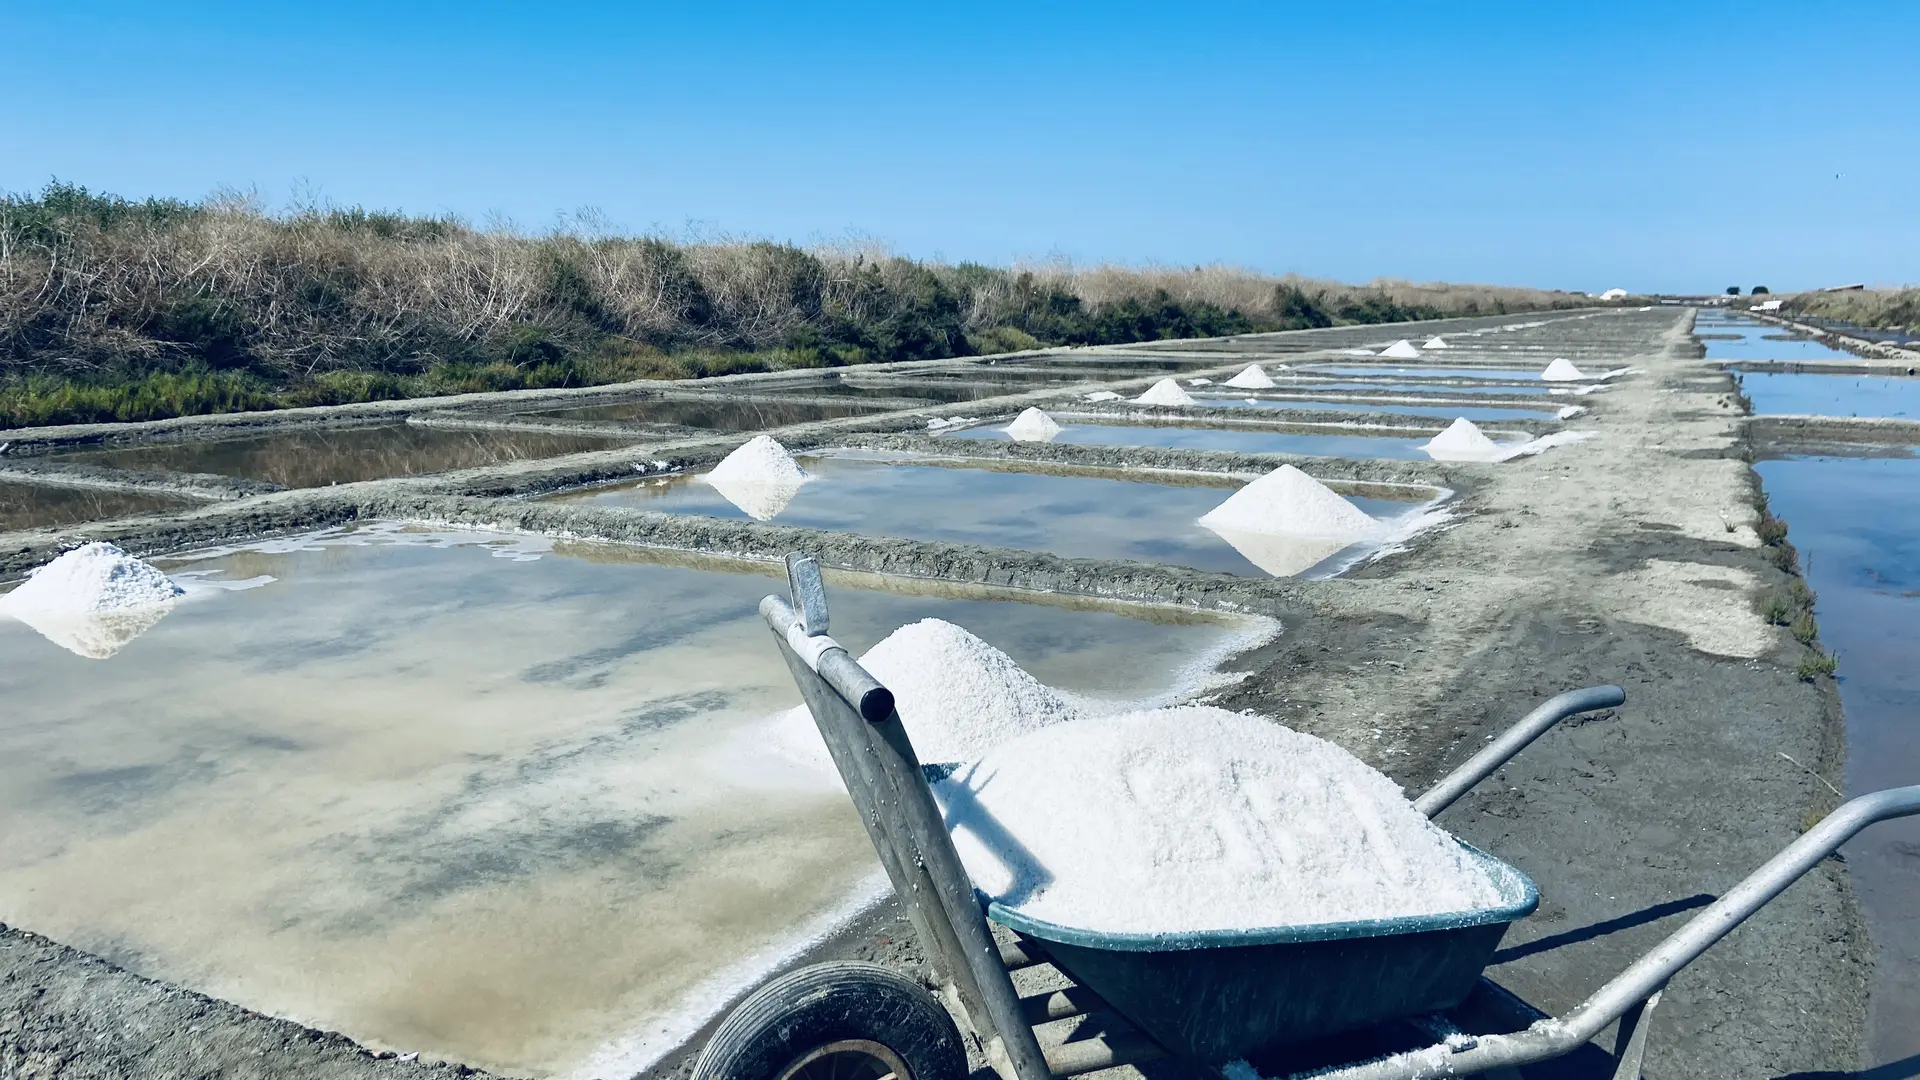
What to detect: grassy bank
<box><xmin>1780</xmin><ymin>288</ymin><xmax>1920</xmax><ymax>336</ymax></box>
<box><xmin>1</xmin><ymin>183</ymin><xmax>1598</xmax><ymax>427</ymax></box>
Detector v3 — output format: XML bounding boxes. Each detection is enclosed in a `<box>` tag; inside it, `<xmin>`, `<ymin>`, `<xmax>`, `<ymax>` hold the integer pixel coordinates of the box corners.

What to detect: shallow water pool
<box><xmin>556</xmin><ymin>452</ymin><xmax>1429</xmax><ymax>578</ymax></box>
<box><xmin>1297</xmin><ymin>366</ymin><xmax>1549</xmax><ymax>381</ymax></box>
<box><xmin>944</xmin><ymin>420</ymin><xmax>1484</xmax><ymax>461</ymax></box>
<box><xmin>521</xmin><ymin>397</ymin><xmax>894</xmax><ymax>430</ymax></box>
<box><xmin>58</xmin><ymin>424</ymin><xmax>632</xmax><ymax>488</ymax></box>
<box><xmin>1205</xmin><ymin>399</ymin><xmax>1562</xmax><ymax>422</ymax></box>
<box><xmin>0</xmin><ymin>525</ymin><xmax>1258</xmax><ymax>1078</ymax></box>
<box><xmin>1697</xmin><ymin>317</ymin><xmax>1856</xmax><ymax>361</ymax></box>
<box><xmin>1755</xmin><ymin>455</ymin><xmax>1920</xmax><ymax>1064</ymax></box>
<box><xmin>0</xmin><ymin>480</ymin><xmax>194</xmax><ymax>532</ymax></box>
<box><xmin>1739</xmin><ymin>371</ymin><xmax>1920</xmax><ymax>420</ymax></box>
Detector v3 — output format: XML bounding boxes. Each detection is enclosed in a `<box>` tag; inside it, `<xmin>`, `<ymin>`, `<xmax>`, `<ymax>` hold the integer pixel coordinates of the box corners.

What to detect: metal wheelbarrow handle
<box><xmin>1415</xmin><ymin>685</ymin><xmax>1627</xmax><ymax>817</ymax></box>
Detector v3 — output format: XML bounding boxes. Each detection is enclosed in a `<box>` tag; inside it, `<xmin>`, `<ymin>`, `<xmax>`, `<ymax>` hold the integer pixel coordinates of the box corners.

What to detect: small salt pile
<box><xmin>1422</xmin><ymin>336</ymin><xmax>1449</xmax><ymax>349</ymax></box>
<box><xmin>1422</xmin><ymin>417</ymin><xmax>1504</xmax><ymax>462</ymax></box>
<box><xmin>773</xmin><ymin>618</ymin><xmax>1081</xmax><ymax>772</ymax></box>
<box><xmin>1005</xmin><ymin>407</ymin><xmax>1063</xmax><ymax>443</ymax></box>
<box><xmin>1</xmin><ymin>542</ymin><xmax>184</xmax><ymax>659</ymax></box>
<box><xmin>1186</xmin><ymin>378</ymin><xmax>1213</xmax><ymax>386</ymax></box>
<box><xmin>934</xmin><ymin>706</ymin><xmax>1507</xmax><ymax>933</ymax></box>
<box><xmin>701</xmin><ymin>435</ymin><xmax>810</xmax><ymax>521</ymax></box>
<box><xmin>1540</xmin><ymin>358</ymin><xmax>1587</xmax><ymax>381</ymax></box>
<box><xmin>1223</xmin><ymin>364</ymin><xmax>1276</xmax><ymax>389</ymax></box>
<box><xmin>1379</xmin><ymin>339</ymin><xmax>1422</xmax><ymax>359</ymax></box>
<box><xmin>1133</xmin><ymin>378</ymin><xmax>1195</xmax><ymax>407</ymax></box>
<box><xmin>1199</xmin><ymin>464</ymin><xmax>1377</xmax><ymax>540</ymax></box>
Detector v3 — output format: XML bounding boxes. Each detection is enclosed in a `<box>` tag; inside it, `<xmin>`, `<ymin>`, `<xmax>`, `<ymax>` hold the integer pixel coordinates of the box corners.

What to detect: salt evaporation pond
<box><xmin>0</xmin><ymin>523</ymin><xmax>1260</xmax><ymax>1077</ymax></box>
<box><xmin>57</xmin><ymin>424</ymin><xmax>632</xmax><ymax>488</ymax></box>
<box><xmin>1210</xmin><ymin>398</ymin><xmax>1562</xmax><ymax>422</ymax></box>
<box><xmin>1740</xmin><ymin>371</ymin><xmax>1920</xmax><ymax>420</ymax></box>
<box><xmin>945</xmin><ymin>420</ymin><xmax>1478</xmax><ymax>461</ymax></box>
<box><xmin>521</xmin><ymin>397</ymin><xmax>891</xmax><ymax>430</ymax></box>
<box><xmin>1296</xmin><ymin>366</ymin><xmax>1548</xmax><ymax>381</ymax></box>
<box><xmin>751</xmin><ymin>376</ymin><xmax>1082</xmax><ymax>404</ymax></box>
<box><xmin>1256</xmin><ymin>380</ymin><xmax>1557</xmax><ymax>397</ymax></box>
<box><xmin>1696</xmin><ymin>316</ymin><xmax>1856</xmax><ymax>362</ymax></box>
<box><xmin>0</xmin><ymin>480</ymin><xmax>194</xmax><ymax>533</ymax></box>
<box><xmin>557</xmin><ymin>452</ymin><xmax>1425</xmax><ymax>578</ymax></box>
<box><xmin>1756</xmin><ymin>455</ymin><xmax>1920</xmax><ymax>1065</ymax></box>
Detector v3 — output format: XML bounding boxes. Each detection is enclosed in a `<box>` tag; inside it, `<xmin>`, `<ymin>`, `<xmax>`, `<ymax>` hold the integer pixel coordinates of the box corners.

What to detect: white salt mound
<box><xmin>2</xmin><ymin>542</ymin><xmax>182</xmax><ymax>616</ymax></box>
<box><xmin>1005</xmin><ymin>407</ymin><xmax>1064</xmax><ymax>443</ymax></box>
<box><xmin>1198</xmin><ymin>464</ymin><xmax>1377</xmax><ymax>540</ymax></box>
<box><xmin>1133</xmin><ymin>378</ymin><xmax>1195</xmax><ymax>407</ymax></box>
<box><xmin>773</xmin><ymin>618</ymin><xmax>1082</xmax><ymax>773</ymax></box>
<box><xmin>1422</xmin><ymin>417</ymin><xmax>1504</xmax><ymax>462</ymax></box>
<box><xmin>1223</xmin><ymin>364</ymin><xmax>1276</xmax><ymax>389</ymax></box>
<box><xmin>934</xmin><ymin>706</ymin><xmax>1507</xmax><ymax>933</ymax></box>
<box><xmin>1422</xmin><ymin>336</ymin><xmax>1449</xmax><ymax>349</ymax></box>
<box><xmin>704</xmin><ymin>435</ymin><xmax>808</xmax><ymax>487</ymax></box>
<box><xmin>1379</xmin><ymin>340</ymin><xmax>1422</xmax><ymax>359</ymax></box>
<box><xmin>1540</xmin><ymin>358</ymin><xmax>1587</xmax><ymax>381</ymax></box>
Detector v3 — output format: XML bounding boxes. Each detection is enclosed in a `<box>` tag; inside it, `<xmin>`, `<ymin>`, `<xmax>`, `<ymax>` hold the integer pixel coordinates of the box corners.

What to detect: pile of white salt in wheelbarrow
<box><xmin>776</xmin><ymin>618</ymin><xmax>1503</xmax><ymax>935</ymax></box>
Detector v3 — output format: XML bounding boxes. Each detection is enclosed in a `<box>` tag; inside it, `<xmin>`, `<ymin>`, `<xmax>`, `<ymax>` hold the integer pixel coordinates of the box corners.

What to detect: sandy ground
<box><xmin>0</xmin><ymin>308</ymin><xmax>1873</xmax><ymax>1079</ymax></box>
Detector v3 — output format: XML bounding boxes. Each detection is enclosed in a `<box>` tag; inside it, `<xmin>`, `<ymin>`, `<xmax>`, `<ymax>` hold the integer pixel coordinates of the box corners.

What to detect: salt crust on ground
<box><xmin>1540</xmin><ymin>358</ymin><xmax>1587</xmax><ymax>381</ymax></box>
<box><xmin>933</xmin><ymin>706</ymin><xmax>1506</xmax><ymax>933</ymax></box>
<box><xmin>1379</xmin><ymin>340</ymin><xmax>1422</xmax><ymax>359</ymax></box>
<box><xmin>1083</xmin><ymin>390</ymin><xmax>1122</xmax><ymax>402</ymax></box>
<box><xmin>1133</xmin><ymin>378</ymin><xmax>1195</xmax><ymax>406</ymax></box>
<box><xmin>1422</xmin><ymin>417</ymin><xmax>1504</xmax><ymax>462</ymax></box>
<box><xmin>1199</xmin><ymin>465</ymin><xmax>1378</xmax><ymax>540</ymax></box>
<box><xmin>1223</xmin><ymin>364</ymin><xmax>1276</xmax><ymax>389</ymax></box>
<box><xmin>1006</xmin><ymin>408</ymin><xmax>1063</xmax><ymax>442</ymax></box>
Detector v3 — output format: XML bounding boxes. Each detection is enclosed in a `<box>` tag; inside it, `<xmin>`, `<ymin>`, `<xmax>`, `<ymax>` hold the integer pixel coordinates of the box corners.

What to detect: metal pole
<box><xmin>1305</xmin><ymin>785</ymin><xmax>1920</xmax><ymax>1079</ymax></box>
<box><xmin>1415</xmin><ymin>686</ymin><xmax>1626</xmax><ymax>817</ymax></box>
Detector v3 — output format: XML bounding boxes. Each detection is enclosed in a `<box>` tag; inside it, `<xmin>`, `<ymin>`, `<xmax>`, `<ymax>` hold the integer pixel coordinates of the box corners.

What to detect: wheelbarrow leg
<box><xmin>1609</xmin><ymin>988</ymin><xmax>1662</xmax><ymax>1080</ymax></box>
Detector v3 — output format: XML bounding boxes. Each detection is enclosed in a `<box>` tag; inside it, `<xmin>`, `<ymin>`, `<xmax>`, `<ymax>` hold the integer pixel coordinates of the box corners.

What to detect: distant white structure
<box><xmin>1755</xmin><ymin>299</ymin><xmax>1784</xmax><ymax>312</ymax></box>
<box><xmin>1600</xmin><ymin>288</ymin><xmax>1629</xmax><ymax>301</ymax></box>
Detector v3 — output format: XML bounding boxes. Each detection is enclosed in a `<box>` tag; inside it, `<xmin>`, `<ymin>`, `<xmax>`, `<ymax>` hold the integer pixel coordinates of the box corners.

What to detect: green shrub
<box><xmin>1790</xmin><ymin>611</ymin><xmax>1819</xmax><ymax>644</ymax></box>
<box><xmin>1797</xmin><ymin>649</ymin><xmax>1838</xmax><ymax>681</ymax></box>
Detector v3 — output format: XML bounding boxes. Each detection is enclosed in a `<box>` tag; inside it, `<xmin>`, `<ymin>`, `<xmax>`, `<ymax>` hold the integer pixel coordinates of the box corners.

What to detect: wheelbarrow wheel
<box><xmin>692</xmin><ymin>961</ymin><xmax>966</xmax><ymax>1080</ymax></box>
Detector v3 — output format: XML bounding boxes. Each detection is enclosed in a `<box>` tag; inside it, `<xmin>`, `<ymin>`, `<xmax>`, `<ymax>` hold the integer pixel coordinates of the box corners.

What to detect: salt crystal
<box><xmin>1005</xmin><ymin>408</ymin><xmax>1063</xmax><ymax>443</ymax></box>
<box><xmin>1198</xmin><ymin>464</ymin><xmax>1378</xmax><ymax>540</ymax></box>
<box><xmin>0</xmin><ymin>542</ymin><xmax>184</xmax><ymax>659</ymax></box>
<box><xmin>1133</xmin><ymin>378</ymin><xmax>1195</xmax><ymax>406</ymax></box>
<box><xmin>773</xmin><ymin>619</ymin><xmax>1081</xmax><ymax>771</ymax></box>
<box><xmin>933</xmin><ymin>706</ymin><xmax>1507</xmax><ymax>933</ymax></box>
<box><xmin>1379</xmin><ymin>340</ymin><xmax>1422</xmax><ymax>359</ymax></box>
<box><xmin>1422</xmin><ymin>417</ymin><xmax>1504</xmax><ymax>462</ymax></box>
<box><xmin>1223</xmin><ymin>364</ymin><xmax>1276</xmax><ymax>389</ymax></box>
<box><xmin>700</xmin><ymin>435</ymin><xmax>810</xmax><ymax>521</ymax></box>
<box><xmin>1540</xmin><ymin>358</ymin><xmax>1587</xmax><ymax>381</ymax></box>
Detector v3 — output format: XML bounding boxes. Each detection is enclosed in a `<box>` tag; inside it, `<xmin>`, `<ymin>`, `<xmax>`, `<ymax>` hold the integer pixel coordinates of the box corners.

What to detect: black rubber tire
<box><xmin>691</xmin><ymin>962</ymin><xmax>967</xmax><ymax>1080</ymax></box>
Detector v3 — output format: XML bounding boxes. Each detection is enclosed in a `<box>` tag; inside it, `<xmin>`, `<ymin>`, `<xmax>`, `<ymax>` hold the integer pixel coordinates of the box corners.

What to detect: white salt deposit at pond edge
<box><xmin>1223</xmin><ymin>364</ymin><xmax>1276</xmax><ymax>389</ymax></box>
<box><xmin>1540</xmin><ymin>358</ymin><xmax>1587</xmax><ymax>381</ymax></box>
<box><xmin>1083</xmin><ymin>390</ymin><xmax>1122</xmax><ymax>402</ymax></box>
<box><xmin>1186</xmin><ymin>378</ymin><xmax>1213</xmax><ymax>386</ymax></box>
<box><xmin>1</xmin><ymin>542</ymin><xmax>182</xmax><ymax>616</ymax></box>
<box><xmin>933</xmin><ymin>707</ymin><xmax>1506</xmax><ymax>933</ymax></box>
<box><xmin>1379</xmin><ymin>340</ymin><xmax>1422</xmax><ymax>359</ymax></box>
<box><xmin>1133</xmin><ymin>378</ymin><xmax>1195</xmax><ymax>406</ymax></box>
<box><xmin>702</xmin><ymin>435</ymin><xmax>808</xmax><ymax>487</ymax></box>
<box><xmin>1422</xmin><ymin>417</ymin><xmax>1504</xmax><ymax>463</ymax></box>
<box><xmin>1198</xmin><ymin>465</ymin><xmax>1378</xmax><ymax>540</ymax></box>
<box><xmin>1005</xmin><ymin>408</ymin><xmax>1063</xmax><ymax>443</ymax></box>
<box><xmin>0</xmin><ymin>542</ymin><xmax>186</xmax><ymax>660</ymax></box>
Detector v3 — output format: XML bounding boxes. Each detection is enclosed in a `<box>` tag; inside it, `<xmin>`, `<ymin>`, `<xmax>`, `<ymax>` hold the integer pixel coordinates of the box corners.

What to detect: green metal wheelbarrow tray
<box><xmin>692</xmin><ymin>554</ymin><xmax>1920</xmax><ymax>1080</ymax></box>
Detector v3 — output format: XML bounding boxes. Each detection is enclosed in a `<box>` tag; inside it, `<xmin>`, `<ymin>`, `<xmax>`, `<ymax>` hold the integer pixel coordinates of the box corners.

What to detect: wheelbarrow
<box><xmin>692</xmin><ymin>553</ymin><xmax>1920</xmax><ymax>1080</ymax></box>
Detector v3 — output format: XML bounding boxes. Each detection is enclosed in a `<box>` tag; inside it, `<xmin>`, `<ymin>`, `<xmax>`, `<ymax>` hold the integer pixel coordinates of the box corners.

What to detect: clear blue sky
<box><xmin>3</xmin><ymin>1</ymin><xmax>1913</xmax><ymax>295</ymax></box>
